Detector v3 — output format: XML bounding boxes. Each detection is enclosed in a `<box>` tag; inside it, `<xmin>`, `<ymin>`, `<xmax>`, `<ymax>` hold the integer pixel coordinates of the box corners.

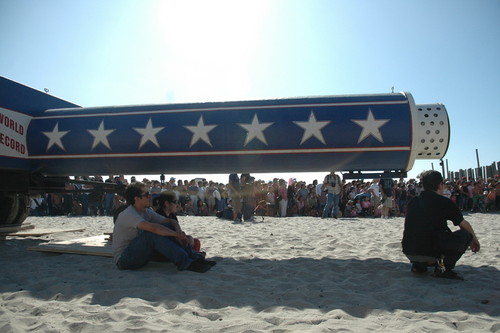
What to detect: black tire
<box><xmin>13</xmin><ymin>195</ymin><xmax>30</xmax><ymax>226</ymax></box>
<box><xmin>0</xmin><ymin>194</ymin><xmax>29</xmax><ymax>227</ymax></box>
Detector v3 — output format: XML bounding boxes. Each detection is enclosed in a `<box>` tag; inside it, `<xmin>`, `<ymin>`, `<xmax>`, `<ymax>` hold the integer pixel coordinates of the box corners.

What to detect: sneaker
<box><xmin>204</xmin><ymin>260</ymin><xmax>217</xmax><ymax>267</ymax></box>
<box><xmin>195</xmin><ymin>254</ymin><xmax>216</xmax><ymax>267</ymax></box>
<box><xmin>187</xmin><ymin>260</ymin><xmax>213</xmax><ymax>273</ymax></box>
<box><xmin>432</xmin><ymin>268</ymin><xmax>464</xmax><ymax>280</ymax></box>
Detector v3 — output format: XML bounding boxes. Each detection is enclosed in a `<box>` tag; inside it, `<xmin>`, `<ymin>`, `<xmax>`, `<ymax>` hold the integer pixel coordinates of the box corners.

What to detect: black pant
<box><xmin>435</xmin><ymin>229</ymin><xmax>473</xmax><ymax>270</ymax></box>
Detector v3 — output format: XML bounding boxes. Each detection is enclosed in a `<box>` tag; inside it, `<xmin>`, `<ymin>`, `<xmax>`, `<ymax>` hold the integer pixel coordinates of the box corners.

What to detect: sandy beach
<box><xmin>1</xmin><ymin>213</ymin><xmax>498</xmax><ymax>332</ymax></box>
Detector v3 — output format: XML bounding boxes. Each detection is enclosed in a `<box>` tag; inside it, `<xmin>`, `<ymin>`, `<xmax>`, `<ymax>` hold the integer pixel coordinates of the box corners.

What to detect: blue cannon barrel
<box><xmin>24</xmin><ymin>92</ymin><xmax>449</xmax><ymax>176</ymax></box>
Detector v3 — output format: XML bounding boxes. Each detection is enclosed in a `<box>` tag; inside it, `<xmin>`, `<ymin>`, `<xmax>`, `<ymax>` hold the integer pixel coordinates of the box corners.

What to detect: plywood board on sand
<box><xmin>28</xmin><ymin>235</ymin><xmax>112</xmax><ymax>257</ymax></box>
<box><xmin>2</xmin><ymin>228</ymin><xmax>85</xmax><ymax>237</ymax></box>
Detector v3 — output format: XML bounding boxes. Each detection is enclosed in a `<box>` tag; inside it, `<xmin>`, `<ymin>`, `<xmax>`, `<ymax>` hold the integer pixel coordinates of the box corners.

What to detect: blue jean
<box><xmin>104</xmin><ymin>193</ymin><xmax>114</xmax><ymax>215</ymax></box>
<box><xmin>216</xmin><ymin>198</ymin><xmax>225</xmax><ymax>212</ymax></box>
<box><xmin>116</xmin><ymin>230</ymin><xmax>197</xmax><ymax>270</ymax></box>
<box><xmin>322</xmin><ymin>193</ymin><xmax>340</xmax><ymax>218</ymax></box>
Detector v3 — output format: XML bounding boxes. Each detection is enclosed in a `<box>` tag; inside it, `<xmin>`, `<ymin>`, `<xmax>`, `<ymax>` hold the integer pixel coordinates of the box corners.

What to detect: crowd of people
<box><xmin>29</xmin><ymin>172</ymin><xmax>500</xmax><ymax>220</ymax></box>
<box><xmin>27</xmin><ymin>170</ymin><xmax>491</xmax><ymax>279</ymax></box>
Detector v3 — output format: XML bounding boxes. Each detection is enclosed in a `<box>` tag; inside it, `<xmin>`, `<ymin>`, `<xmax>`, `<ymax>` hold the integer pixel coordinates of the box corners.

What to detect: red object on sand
<box><xmin>193</xmin><ymin>238</ymin><xmax>201</xmax><ymax>252</ymax></box>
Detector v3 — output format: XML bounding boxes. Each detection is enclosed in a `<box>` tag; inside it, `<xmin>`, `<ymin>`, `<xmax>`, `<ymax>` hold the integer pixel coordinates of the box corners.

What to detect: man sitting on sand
<box><xmin>402</xmin><ymin>170</ymin><xmax>480</xmax><ymax>280</ymax></box>
<box><xmin>112</xmin><ymin>182</ymin><xmax>215</xmax><ymax>273</ymax></box>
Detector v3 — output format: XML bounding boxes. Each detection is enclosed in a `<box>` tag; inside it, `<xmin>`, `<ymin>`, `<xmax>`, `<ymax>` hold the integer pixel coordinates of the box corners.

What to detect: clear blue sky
<box><xmin>1</xmin><ymin>0</ymin><xmax>498</xmax><ymax>184</ymax></box>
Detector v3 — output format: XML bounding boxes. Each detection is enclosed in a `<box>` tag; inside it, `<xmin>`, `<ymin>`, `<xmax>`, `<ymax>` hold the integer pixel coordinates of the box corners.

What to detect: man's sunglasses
<box><xmin>139</xmin><ymin>192</ymin><xmax>150</xmax><ymax>198</ymax></box>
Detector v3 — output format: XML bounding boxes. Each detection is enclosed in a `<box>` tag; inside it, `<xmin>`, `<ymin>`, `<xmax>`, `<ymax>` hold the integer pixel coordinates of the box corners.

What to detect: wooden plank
<box><xmin>28</xmin><ymin>235</ymin><xmax>112</xmax><ymax>257</ymax></box>
<box><xmin>0</xmin><ymin>224</ymin><xmax>35</xmax><ymax>234</ymax></box>
<box><xmin>1</xmin><ymin>228</ymin><xmax>85</xmax><ymax>237</ymax></box>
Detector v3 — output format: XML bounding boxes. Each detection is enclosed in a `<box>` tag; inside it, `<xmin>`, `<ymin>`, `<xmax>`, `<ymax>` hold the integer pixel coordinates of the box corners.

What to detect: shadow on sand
<box><xmin>1</xmin><ymin>237</ymin><xmax>498</xmax><ymax>319</ymax></box>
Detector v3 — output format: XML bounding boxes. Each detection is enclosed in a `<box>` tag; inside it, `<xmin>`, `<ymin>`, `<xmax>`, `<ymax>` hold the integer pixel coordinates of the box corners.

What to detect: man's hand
<box><xmin>459</xmin><ymin>219</ymin><xmax>480</xmax><ymax>252</ymax></box>
<box><xmin>176</xmin><ymin>231</ymin><xmax>189</xmax><ymax>247</ymax></box>
<box><xmin>470</xmin><ymin>237</ymin><xmax>480</xmax><ymax>252</ymax></box>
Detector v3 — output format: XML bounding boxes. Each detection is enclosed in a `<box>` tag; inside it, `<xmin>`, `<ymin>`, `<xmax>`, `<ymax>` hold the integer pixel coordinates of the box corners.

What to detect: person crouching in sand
<box><xmin>402</xmin><ymin>170</ymin><xmax>480</xmax><ymax>280</ymax></box>
<box><xmin>112</xmin><ymin>182</ymin><xmax>215</xmax><ymax>273</ymax></box>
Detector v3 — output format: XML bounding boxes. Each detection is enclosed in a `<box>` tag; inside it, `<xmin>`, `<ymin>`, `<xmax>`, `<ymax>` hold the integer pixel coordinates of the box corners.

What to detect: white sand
<box><xmin>1</xmin><ymin>213</ymin><xmax>499</xmax><ymax>332</ymax></box>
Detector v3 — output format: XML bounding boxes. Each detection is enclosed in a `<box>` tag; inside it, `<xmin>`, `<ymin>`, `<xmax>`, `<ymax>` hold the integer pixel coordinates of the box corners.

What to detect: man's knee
<box><xmin>147</xmin><ymin>231</ymin><xmax>177</xmax><ymax>245</ymax></box>
<box><xmin>455</xmin><ymin>229</ymin><xmax>473</xmax><ymax>249</ymax></box>
<box><xmin>440</xmin><ymin>229</ymin><xmax>472</xmax><ymax>254</ymax></box>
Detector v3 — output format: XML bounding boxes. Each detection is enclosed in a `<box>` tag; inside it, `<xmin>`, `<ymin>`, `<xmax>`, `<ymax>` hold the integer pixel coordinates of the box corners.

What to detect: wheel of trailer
<box><xmin>0</xmin><ymin>194</ymin><xmax>30</xmax><ymax>228</ymax></box>
<box><xmin>13</xmin><ymin>195</ymin><xmax>30</xmax><ymax>227</ymax></box>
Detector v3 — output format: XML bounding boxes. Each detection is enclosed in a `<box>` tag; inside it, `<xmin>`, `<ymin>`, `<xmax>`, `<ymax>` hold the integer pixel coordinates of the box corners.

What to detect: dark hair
<box><xmin>421</xmin><ymin>170</ymin><xmax>443</xmax><ymax>191</ymax></box>
<box><xmin>125</xmin><ymin>182</ymin><xmax>147</xmax><ymax>205</ymax></box>
<box><xmin>157</xmin><ymin>191</ymin><xmax>176</xmax><ymax>208</ymax></box>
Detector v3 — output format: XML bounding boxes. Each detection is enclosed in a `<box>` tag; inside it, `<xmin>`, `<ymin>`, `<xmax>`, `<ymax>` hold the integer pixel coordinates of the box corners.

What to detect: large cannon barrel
<box><xmin>0</xmin><ymin>76</ymin><xmax>450</xmax><ymax>228</ymax></box>
<box><xmin>25</xmin><ymin>92</ymin><xmax>449</xmax><ymax>176</ymax></box>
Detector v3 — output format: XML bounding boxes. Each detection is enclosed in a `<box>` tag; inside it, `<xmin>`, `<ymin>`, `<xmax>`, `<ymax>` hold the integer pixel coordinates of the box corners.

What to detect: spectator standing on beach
<box><xmin>315</xmin><ymin>180</ymin><xmax>323</xmax><ymax>196</ymax></box>
<box><xmin>241</xmin><ymin>173</ymin><xmax>255</xmax><ymax>221</ymax></box>
<box><xmin>407</xmin><ymin>181</ymin><xmax>417</xmax><ymax>202</ymax></box>
<box><xmin>73</xmin><ymin>176</ymin><xmax>89</xmax><ymax>215</ymax></box>
<box><xmin>217</xmin><ymin>184</ymin><xmax>227</xmax><ymax>212</ymax></box>
<box><xmin>459</xmin><ymin>179</ymin><xmax>469</xmax><ymax>210</ymax></box>
<box><xmin>266</xmin><ymin>185</ymin><xmax>277</xmax><ymax>217</ymax></box>
<box><xmin>205</xmin><ymin>182</ymin><xmax>216</xmax><ymax>215</ymax></box>
<box><xmin>228</xmin><ymin>174</ymin><xmax>242</xmax><ymax>222</ymax></box>
<box><xmin>397</xmin><ymin>183</ymin><xmax>408</xmax><ymax>216</ymax></box>
<box><xmin>104</xmin><ymin>175</ymin><xmax>116</xmax><ymax>216</ymax></box>
<box><xmin>485</xmin><ymin>187</ymin><xmax>497</xmax><ymax>211</ymax></box>
<box><xmin>277</xmin><ymin>179</ymin><xmax>288</xmax><ymax>217</ymax></box>
<box><xmin>442</xmin><ymin>182</ymin><xmax>452</xmax><ymax>199</ymax></box>
<box><xmin>379</xmin><ymin>178</ymin><xmax>394</xmax><ymax>219</ymax></box>
<box><xmin>112</xmin><ymin>182</ymin><xmax>215</xmax><ymax>273</ymax></box>
<box><xmin>369</xmin><ymin>179</ymin><xmax>381</xmax><ymax>216</ymax></box>
<box><xmin>176</xmin><ymin>180</ymin><xmax>188</xmax><ymax>213</ymax></box>
<box><xmin>197</xmin><ymin>181</ymin><xmax>206</xmax><ymax>207</ymax></box>
<box><xmin>347</xmin><ymin>186</ymin><xmax>357</xmax><ymax>201</ymax></box>
<box><xmin>471</xmin><ymin>180</ymin><xmax>484</xmax><ymax>212</ymax></box>
<box><xmin>322</xmin><ymin>171</ymin><xmax>341</xmax><ymax>218</ymax></box>
<box><xmin>315</xmin><ymin>180</ymin><xmax>325</xmax><ymax>214</ymax></box>
<box><xmin>451</xmin><ymin>180</ymin><xmax>461</xmax><ymax>207</ymax></box>
<box><xmin>466</xmin><ymin>181</ymin><xmax>474</xmax><ymax>210</ymax></box>
<box><xmin>188</xmin><ymin>180</ymin><xmax>199</xmax><ymax>208</ymax></box>
<box><xmin>295</xmin><ymin>183</ymin><xmax>309</xmax><ymax>215</ymax></box>
<box><xmin>306</xmin><ymin>187</ymin><xmax>319</xmax><ymax>216</ymax></box>
<box><xmin>150</xmin><ymin>180</ymin><xmax>162</xmax><ymax>209</ymax></box>
<box><xmin>287</xmin><ymin>183</ymin><xmax>299</xmax><ymax>216</ymax></box>
<box><xmin>212</xmin><ymin>183</ymin><xmax>222</xmax><ymax>213</ymax></box>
